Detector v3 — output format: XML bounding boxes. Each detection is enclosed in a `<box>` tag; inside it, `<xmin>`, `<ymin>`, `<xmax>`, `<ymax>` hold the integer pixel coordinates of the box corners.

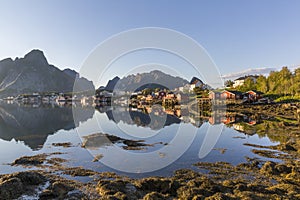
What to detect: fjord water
<box><xmin>0</xmin><ymin>103</ymin><xmax>279</xmax><ymax>177</ymax></box>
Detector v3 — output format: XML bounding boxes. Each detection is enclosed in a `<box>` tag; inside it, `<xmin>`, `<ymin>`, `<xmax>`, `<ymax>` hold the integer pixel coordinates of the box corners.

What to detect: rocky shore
<box><xmin>2</xmin><ymin>155</ymin><xmax>300</xmax><ymax>199</ymax></box>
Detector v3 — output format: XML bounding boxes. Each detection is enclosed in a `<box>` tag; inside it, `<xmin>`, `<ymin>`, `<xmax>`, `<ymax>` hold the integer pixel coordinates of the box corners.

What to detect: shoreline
<box><xmin>1</xmin><ymin>149</ymin><xmax>300</xmax><ymax>199</ymax></box>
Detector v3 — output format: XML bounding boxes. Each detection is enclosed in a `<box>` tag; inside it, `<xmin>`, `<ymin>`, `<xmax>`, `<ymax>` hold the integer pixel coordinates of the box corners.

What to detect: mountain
<box><xmin>190</xmin><ymin>77</ymin><xmax>204</xmax><ymax>85</ymax></box>
<box><xmin>112</xmin><ymin>70</ymin><xmax>188</xmax><ymax>92</ymax></box>
<box><xmin>97</xmin><ymin>70</ymin><xmax>211</xmax><ymax>92</ymax></box>
<box><xmin>63</xmin><ymin>68</ymin><xmax>94</xmax><ymax>93</ymax></box>
<box><xmin>0</xmin><ymin>50</ymin><xmax>94</xmax><ymax>98</ymax></box>
<box><xmin>134</xmin><ymin>83</ymin><xmax>169</xmax><ymax>91</ymax></box>
<box><xmin>190</xmin><ymin>76</ymin><xmax>211</xmax><ymax>90</ymax></box>
<box><xmin>105</xmin><ymin>76</ymin><xmax>120</xmax><ymax>91</ymax></box>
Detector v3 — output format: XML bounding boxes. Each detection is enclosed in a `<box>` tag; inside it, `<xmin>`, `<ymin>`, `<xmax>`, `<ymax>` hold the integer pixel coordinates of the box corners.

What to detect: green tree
<box><xmin>193</xmin><ymin>87</ymin><xmax>203</xmax><ymax>95</ymax></box>
<box><xmin>291</xmin><ymin>68</ymin><xmax>300</xmax><ymax>96</ymax></box>
<box><xmin>238</xmin><ymin>77</ymin><xmax>256</xmax><ymax>92</ymax></box>
<box><xmin>154</xmin><ymin>88</ymin><xmax>160</xmax><ymax>93</ymax></box>
<box><xmin>256</xmin><ymin>75</ymin><xmax>268</xmax><ymax>93</ymax></box>
<box><xmin>142</xmin><ymin>88</ymin><xmax>153</xmax><ymax>95</ymax></box>
<box><xmin>278</xmin><ymin>67</ymin><xmax>292</xmax><ymax>95</ymax></box>
<box><xmin>267</xmin><ymin>71</ymin><xmax>280</xmax><ymax>94</ymax></box>
<box><xmin>224</xmin><ymin>80</ymin><xmax>234</xmax><ymax>88</ymax></box>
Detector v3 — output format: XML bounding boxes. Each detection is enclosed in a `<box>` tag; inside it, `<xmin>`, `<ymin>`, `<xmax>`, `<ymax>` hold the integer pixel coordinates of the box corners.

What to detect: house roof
<box><xmin>234</xmin><ymin>75</ymin><xmax>259</xmax><ymax>81</ymax></box>
<box><xmin>209</xmin><ymin>90</ymin><xmax>222</xmax><ymax>94</ymax></box>
<box><xmin>246</xmin><ymin>90</ymin><xmax>264</xmax><ymax>95</ymax></box>
<box><xmin>223</xmin><ymin>90</ymin><xmax>243</xmax><ymax>96</ymax></box>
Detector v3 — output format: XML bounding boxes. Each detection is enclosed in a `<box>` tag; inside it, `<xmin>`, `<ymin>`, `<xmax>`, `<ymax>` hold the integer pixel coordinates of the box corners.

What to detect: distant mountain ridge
<box><xmin>99</xmin><ymin>70</ymin><xmax>190</xmax><ymax>92</ymax></box>
<box><xmin>98</xmin><ymin>70</ymin><xmax>211</xmax><ymax>92</ymax></box>
<box><xmin>0</xmin><ymin>50</ymin><xmax>94</xmax><ymax>97</ymax></box>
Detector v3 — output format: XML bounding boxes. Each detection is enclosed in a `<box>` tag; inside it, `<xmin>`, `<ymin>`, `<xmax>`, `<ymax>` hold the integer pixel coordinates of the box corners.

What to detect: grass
<box><xmin>274</xmin><ymin>95</ymin><xmax>300</xmax><ymax>103</ymax></box>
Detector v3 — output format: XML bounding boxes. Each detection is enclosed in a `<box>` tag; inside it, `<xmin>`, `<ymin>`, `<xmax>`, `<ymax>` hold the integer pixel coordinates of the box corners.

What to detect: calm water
<box><xmin>0</xmin><ymin>102</ymin><xmax>280</xmax><ymax>178</ymax></box>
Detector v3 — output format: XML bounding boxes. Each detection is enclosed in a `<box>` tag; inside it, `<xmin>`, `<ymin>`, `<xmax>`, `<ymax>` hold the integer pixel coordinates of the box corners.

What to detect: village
<box><xmin>1</xmin><ymin>74</ymin><xmax>269</xmax><ymax>108</ymax></box>
<box><xmin>0</xmin><ymin>75</ymin><xmax>277</xmax><ymax>133</ymax></box>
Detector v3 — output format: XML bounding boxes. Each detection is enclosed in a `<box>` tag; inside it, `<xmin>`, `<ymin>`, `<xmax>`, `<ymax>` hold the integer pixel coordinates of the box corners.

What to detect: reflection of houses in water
<box><xmin>222</xmin><ymin>114</ymin><xmax>246</xmax><ymax>125</ymax></box>
<box><xmin>222</xmin><ymin>115</ymin><xmax>236</xmax><ymax>125</ymax></box>
<box><xmin>178</xmin><ymin>106</ymin><xmax>205</xmax><ymax>128</ymax></box>
<box><xmin>188</xmin><ymin>116</ymin><xmax>203</xmax><ymax>128</ymax></box>
<box><xmin>233</xmin><ymin>124</ymin><xmax>244</xmax><ymax>132</ymax></box>
<box><xmin>208</xmin><ymin>110</ymin><xmax>258</xmax><ymax>135</ymax></box>
<box><xmin>179</xmin><ymin>115</ymin><xmax>203</xmax><ymax>128</ymax></box>
<box><xmin>95</xmin><ymin>105</ymin><xmax>113</xmax><ymax>113</ymax></box>
<box><xmin>81</xmin><ymin>96</ymin><xmax>95</xmax><ymax>106</ymax></box>
<box><xmin>98</xmin><ymin>103</ymin><xmax>208</xmax><ymax>129</ymax></box>
<box><xmin>209</xmin><ymin>110</ymin><xmax>226</xmax><ymax>125</ymax></box>
<box><xmin>96</xmin><ymin>92</ymin><xmax>212</xmax><ymax>129</ymax></box>
<box><xmin>209</xmin><ymin>111</ymin><xmax>248</xmax><ymax>126</ymax></box>
<box><xmin>103</xmin><ymin>106</ymin><xmax>181</xmax><ymax>130</ymax></box>
<box><xmin>232</xmin><ymin>122</ymin><xmax>256</xmax><ymax>135</ymax></box>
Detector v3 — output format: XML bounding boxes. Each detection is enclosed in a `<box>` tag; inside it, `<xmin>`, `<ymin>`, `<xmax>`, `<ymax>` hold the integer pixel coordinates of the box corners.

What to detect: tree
<box><xmin>267</xmin><ymin>71</ymin><xmax>280</xmax><ymax>94</ymax></box>
<box><xmin>142</xmin><ymin>88</ymin><xmax>153</xmax><ymax>95</ymax></box>
<box><xmin>256</xmin><ymin>75</ymin><xmax>268</xmax><ymax>93</ymax></box>
<box><xmin>291</xmin><ymin>68</ymin><xmax>300</xmax><ymax>96</ymax></box>
<box><xmin>278</xmin><ymin>67</ymin><xmax>292</xmax><ymax>96</ymax></box>
<box><xmin>237</xmin><ymin>77</ymin><xmax>256</xmax><ymax>92</ymax></box>
<box><xmin>224</xmin><ymin>80</ymin><xmax>234</xmax><ymax>88</ymax></box>
<box><xmin>193</xmin><ymin>87</ymin><xmax>203</xmax><ymax>95</ymax></box>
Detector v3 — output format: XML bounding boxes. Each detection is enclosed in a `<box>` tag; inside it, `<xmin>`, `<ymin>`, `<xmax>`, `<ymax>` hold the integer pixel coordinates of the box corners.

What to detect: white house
<box><xmin>233</xmin><ymin>75</ymin><xmax>258</xmax><ymax>88</ymax></box>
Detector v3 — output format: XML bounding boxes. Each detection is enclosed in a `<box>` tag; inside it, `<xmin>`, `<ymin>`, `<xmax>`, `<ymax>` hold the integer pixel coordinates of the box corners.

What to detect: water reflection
<box><xmin>0</xmin><ymin>102</ymin><xmax>94</xmax><ymax>149</ymax></box>
<box><xmin>96</xmin><ymin>103</ymin><xmax>209</xmax><ymax>130</ymax></box>
<box><xmin>100</xmin><ymin>106</ymin><xmax>181</xmax><ymax>130</ymax></box>
<box><xmin>0</xmin><ymin>101</ymin><xmax>273</xmax><ymax>151</ymax></box>
<box><xmin>0</xmin><ymin>101</ymin><xmax>285</xmax><ymax>176</ymax></box>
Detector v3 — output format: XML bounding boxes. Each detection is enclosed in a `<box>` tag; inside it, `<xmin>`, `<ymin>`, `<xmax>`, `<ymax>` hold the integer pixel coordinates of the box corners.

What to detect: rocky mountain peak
<box><xmin>0</xmin><ymin>50</ymin><xmax>94</xmax><ymax>97</ymax></box>
<box><xmin>190</xmin><ymin>77</ymin><xmax>203</xmax><ymax>85</ymax></box>
<box><xmin>23</xmin><ymin>49</ymin><xmax>48</xmax><ymax>66</ymax></box>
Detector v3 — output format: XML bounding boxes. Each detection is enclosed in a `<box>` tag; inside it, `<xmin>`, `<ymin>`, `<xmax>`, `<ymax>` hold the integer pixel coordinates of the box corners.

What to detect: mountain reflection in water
<box><xmin>0</xmin><ymin>103</ymin><xmax>95</xmax><ymax>149</ymax></box>
<box><xmin>0</xmin><ymin>102</ymin><xmax>207</xmax><ymax>150</ymax></box>
<box><xmin>0</xmin><ymin>101</ymin><xmax>275</xmax><ymax>151</ymax></box>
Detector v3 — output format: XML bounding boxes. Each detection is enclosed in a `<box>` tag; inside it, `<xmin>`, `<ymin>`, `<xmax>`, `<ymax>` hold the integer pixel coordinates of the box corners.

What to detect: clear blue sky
<box><xmin>1</xmin><ymin>0</ymin><xmax>300</xmax><ymax>84</ymax></box>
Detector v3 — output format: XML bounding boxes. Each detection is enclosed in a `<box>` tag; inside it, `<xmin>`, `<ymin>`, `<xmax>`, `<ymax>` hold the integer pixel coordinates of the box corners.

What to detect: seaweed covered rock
<box><xmin>134</xmin><ymin>177</ymin><xmax>180</xmax><ymax>196</ymax></box>
<box><xmin>0</xmin><ymin>177</ymin><xmax>24</xmax><ymax>200</ymax></box>
<box><xmin>260</xmin><ymin>161</ymin><xmax>279</xmax><ymax>175</ymax></box>
<box><xmin>0</xmin><ymin>171</ymin><xmax>46</xmax><ymax>199</ymax></box>
<box><xmin>12</xmin><ymin>154</ymin><xmax>47</xmax><ymax>166</ymax></box>
<box><xmin>143</xmin><ymin>191</ymin><xmax>168</xmax><ymax>200</ymax></box>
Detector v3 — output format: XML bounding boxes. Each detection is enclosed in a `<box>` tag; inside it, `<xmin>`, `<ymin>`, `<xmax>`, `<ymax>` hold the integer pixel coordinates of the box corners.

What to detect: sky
<box><xmin>1</xmin><ymin>0</ymin><xmax>300</xmax><ymax>86</ymax></box>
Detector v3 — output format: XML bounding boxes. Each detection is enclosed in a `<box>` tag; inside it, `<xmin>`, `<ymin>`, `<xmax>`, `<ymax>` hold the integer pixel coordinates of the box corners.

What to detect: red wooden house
<box><xmin>244</xmin><ymin>90</ymin><xmax>264</xmax><ymax>101</ymax></box>
<box><xmin>221</xmin><ymin>90</ymin><xmax>243</xmax><ymax>100</ymax></box>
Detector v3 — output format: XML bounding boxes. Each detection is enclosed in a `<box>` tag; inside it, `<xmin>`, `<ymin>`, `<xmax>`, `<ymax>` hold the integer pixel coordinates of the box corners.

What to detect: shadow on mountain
<box><xmin>0</xmin><ymin>103</ymin><xmax>94</xmax><ymax>150</ymax></box>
